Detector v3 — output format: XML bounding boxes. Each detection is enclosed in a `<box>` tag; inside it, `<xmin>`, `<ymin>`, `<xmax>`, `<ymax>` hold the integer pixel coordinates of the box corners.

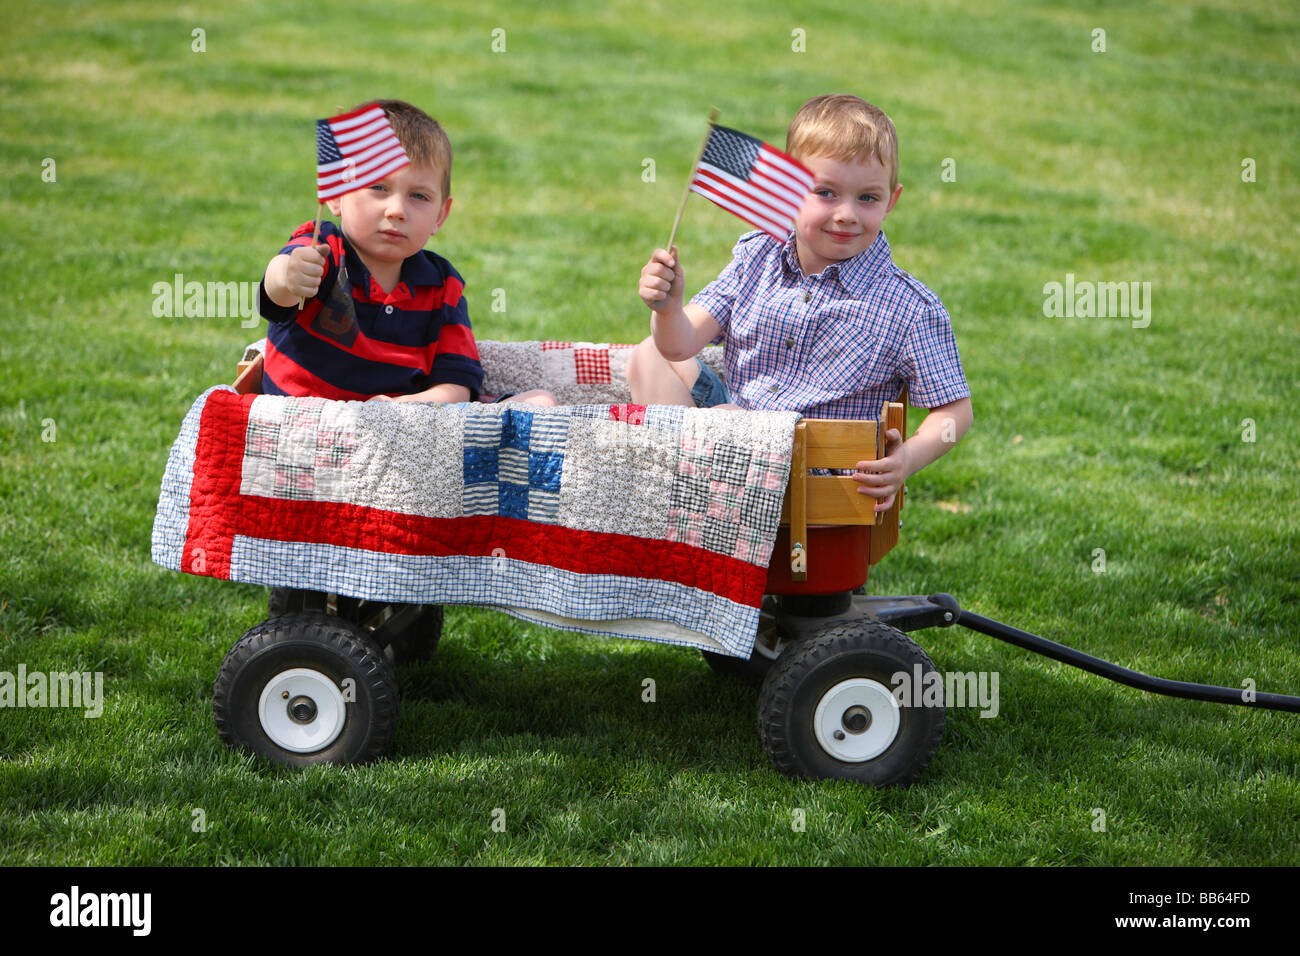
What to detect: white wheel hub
<box><xmin>258</xmin><ymin>667</ymin><xmax>347</xmax><ymax>753</ymax></box>
<box><xmin>813</xmin><ymin>678</ymin><xmax>901</xmax><ymax>762</ymax></box>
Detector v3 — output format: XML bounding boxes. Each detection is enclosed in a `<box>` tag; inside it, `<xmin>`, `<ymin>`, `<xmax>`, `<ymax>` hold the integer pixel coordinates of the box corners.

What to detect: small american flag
<box><xmin>315</xmin><ymin>104</ymin><xmax>411</xmax><ymax>202</ymax></box>
<box><xmin>689</xmin><ymin>125</ymin><xmax>814</xmax><ymax>241</ymax></box>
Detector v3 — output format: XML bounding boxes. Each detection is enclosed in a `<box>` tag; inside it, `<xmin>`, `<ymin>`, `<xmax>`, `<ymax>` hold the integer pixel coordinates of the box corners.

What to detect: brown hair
<box><xmin>786</xmin><ymin>94</ymin><xmax>899</xmax><ymax>191</ymax></box>
<box><xmin>356</xmin><ymin>98</ymin><xmax>453</xmax><ymax>198</ymax></box>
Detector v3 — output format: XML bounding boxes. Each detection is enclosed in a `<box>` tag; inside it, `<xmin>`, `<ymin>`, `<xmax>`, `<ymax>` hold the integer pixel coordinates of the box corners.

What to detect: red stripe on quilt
<box><xmin>184</xmin><ymin>390</ymin><xmax>255</xmax><ymax>579</ymax></box>
<box><xmin>225</xmin><ymin>502</ymin><xmax>766</xmax><ymax>608</ymax></box>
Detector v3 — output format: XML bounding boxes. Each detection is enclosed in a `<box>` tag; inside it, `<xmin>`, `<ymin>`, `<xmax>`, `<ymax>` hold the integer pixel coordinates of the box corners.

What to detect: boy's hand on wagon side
<box><xmin>854</xmin><ymin>428</ymin><xmax>908</xmax><ymax>513</ymax></box>
<box><xmin>639</xmin><ymin>247</ymin><xmax>685</xmax><ymax>312</ymax></box>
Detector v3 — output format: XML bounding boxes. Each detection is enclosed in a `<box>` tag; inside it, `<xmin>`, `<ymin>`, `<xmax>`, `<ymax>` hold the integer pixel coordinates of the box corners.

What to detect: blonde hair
<box><xmin>355</xmin><ymin>99</ymin><xmax>454</xmax><ymax>198</ymax></box>
<box><xmin>786</xmin><ymin>95</ymin><xmax>899</xmax><ymax>191</ymax></box>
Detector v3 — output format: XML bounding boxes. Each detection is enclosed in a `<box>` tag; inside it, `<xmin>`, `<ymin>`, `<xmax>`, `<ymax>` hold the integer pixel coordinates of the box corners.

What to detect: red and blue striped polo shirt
<box><xmin>258</xmin><ymin>220</ymin><xmax>484</xmax><ymax>401</ymax></box>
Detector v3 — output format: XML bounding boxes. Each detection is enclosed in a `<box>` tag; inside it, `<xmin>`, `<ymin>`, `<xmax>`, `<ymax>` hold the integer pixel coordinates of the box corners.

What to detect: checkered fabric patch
<box><xmin>574</xmin><ymin>347</ymin><xmax>612</xmax><ymax>384</ymax></box>
<box><xmin>462</xmin><ymin>408</ymin><xmax>568</xmax><ymax>521</ymax></box>
<box><xmin>665</xmin><ymin>437</ymin><xmax>790</xmax><ymax>563</ymax></box>
<box><xmin>608</xmin><ymin>404</ymin><xmax>646</xmax><ymax>425</ymax></box>
<box><xmin>245</xmin><ymin>417</ymin><xmax>280</xmax><ymax>460</ymax></box>
<box><xmin>243</xmin><ymin>398</ymin><xmax>356</xmax><ymax>501</ymax></box>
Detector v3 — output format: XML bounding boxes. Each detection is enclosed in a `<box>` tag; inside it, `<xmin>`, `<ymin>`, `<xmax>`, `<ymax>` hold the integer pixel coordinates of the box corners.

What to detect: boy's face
<box><xmin>326</xmin><ymin>160</ymin><xmax>451</xmax><ymax>276</ymax></box>
<box><xmin>793</xmin><ymin>152</ymin><xmax>902</xmax><ymax>277</ymax></box>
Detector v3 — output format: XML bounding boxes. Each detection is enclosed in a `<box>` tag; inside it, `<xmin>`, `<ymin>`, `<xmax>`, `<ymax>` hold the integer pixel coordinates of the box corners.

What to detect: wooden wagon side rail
<box><xmin>780</xmin><ymin>401</ymin><xmax>908</xmax><ymax>580</ymax></box>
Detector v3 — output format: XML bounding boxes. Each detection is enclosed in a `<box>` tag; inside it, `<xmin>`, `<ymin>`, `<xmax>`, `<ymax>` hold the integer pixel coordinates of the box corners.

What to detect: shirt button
<box><xmin>769</xmin><ymin>384</ymin><xmax>779</xmax><ymax>393</ymax></box>
<box><xmin>803</xmin><ymin>292</ymin><xmax>812</xmax><ymax>303</ymax></box>
<box><xmin>384</xmin><ymin>305</ymin><xmax>394</xmax><ymax>314</ymax></box>
<box><xmin>785</xmin><ymin>337</ymin><xmax>795</xmax><ymax>349</ymax></box>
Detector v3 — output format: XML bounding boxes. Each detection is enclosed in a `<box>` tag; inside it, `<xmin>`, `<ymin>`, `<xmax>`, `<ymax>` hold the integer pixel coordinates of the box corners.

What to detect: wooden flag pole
<box><xmin>297</xmin><ymin>201</ymin><xmax>325</xmax><ymax>310</ymax></box>
<box><xmin>665</xmin><ymin>107</ymin><xmax>719</xmax><ymax>251</ymax></box>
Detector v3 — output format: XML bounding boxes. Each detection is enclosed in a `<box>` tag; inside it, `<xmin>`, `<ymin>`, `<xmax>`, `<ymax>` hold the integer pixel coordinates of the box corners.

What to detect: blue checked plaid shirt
<box><xmin>691</xmin><ymin>230</ymin><xmax>969</xmax><ymax>418</ymax></box>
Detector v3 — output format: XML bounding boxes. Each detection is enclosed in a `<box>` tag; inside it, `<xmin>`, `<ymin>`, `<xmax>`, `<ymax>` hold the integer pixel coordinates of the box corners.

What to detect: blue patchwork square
<box><xmin>501</xmin><ymin>409</ymin><xmax>533</xmax><ymax>451</ymax></box>
<box><xmin>499</xmin><ymin>482</ymin><xmax>529</xmax><ymax>519</ymax></box>
<box><xmin>461</xmin><ymin>408</ymin><xmax>570</xmax><ymax>520</ymax></box>
<box><xmin>529</xmin><ymin>451</ymin><xmax>564</xmax><ymax>493</ymax></box>
<box><xmin>463</xmin><ymin>446</ymin><xmax>499</xmax><ymax>484</ymax></box>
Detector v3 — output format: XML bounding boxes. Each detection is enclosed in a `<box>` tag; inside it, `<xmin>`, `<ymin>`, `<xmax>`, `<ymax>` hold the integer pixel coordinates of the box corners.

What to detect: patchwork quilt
<box><xmin>152</xmin><ymin>355</ymin><xmax>799</xmax><ymax>657</ymax></box>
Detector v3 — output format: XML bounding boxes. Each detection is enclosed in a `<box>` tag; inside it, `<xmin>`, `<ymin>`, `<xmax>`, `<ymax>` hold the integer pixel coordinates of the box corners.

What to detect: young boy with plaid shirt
<box><xmin>629</xmin><ymin>94</ymin><xmax>972</xmax><ymax>512</ymax></box>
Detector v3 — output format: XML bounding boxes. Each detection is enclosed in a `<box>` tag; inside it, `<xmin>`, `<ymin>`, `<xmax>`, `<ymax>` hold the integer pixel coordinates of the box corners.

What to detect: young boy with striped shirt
<box><xmin>259</xmin><ymin>99</ymin><xmax>553</xmax><ymax>406</ymax></box>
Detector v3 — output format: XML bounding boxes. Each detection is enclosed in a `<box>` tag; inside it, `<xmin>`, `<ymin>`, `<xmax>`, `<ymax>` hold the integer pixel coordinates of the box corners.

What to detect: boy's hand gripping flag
<box><xmin>687</xmin><ymin>124</ymin><xmax>814</xmax><ymax>241</ymax></box>
<box><xmin>315</xmin><ymin>103</ymin><xmax>411</xmax><ymax>201</ymax></box>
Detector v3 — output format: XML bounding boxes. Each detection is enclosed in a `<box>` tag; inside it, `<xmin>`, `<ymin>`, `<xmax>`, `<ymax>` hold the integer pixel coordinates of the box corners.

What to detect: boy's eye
<box><xmin>816</xmin><ymin>188</ymin><xmax>834</xmax><ymax>198</ymax></box>
<box><xmin>860</xmin><ymin>194</ymin><xmax>878</xmax><ymax>202</ymax></box>
<box><xmin>411</xmin><ymin>192</ymin><xmax>430</xmax><ymax>202</ymax></box>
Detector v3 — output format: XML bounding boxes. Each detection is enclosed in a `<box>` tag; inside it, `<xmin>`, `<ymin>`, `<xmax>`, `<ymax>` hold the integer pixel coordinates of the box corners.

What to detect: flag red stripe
<box><xmin>317</xmin><ymin>144</ymin><xmax>407</xmax><ymax>186</ymax></box>
<box><xmin>756</xmin><ymin>145</ymin><xmax>815</xmax><ymax>191</ymax></box>
<box><xmin>333</xmin><ymin>118</ymin><xmax>392</xmax><ymax>147</ymax></box>
<box><xmin>317</xmin><ymin>153</ymin><xmax>411</xmax><ymax>199</ymax></box>
<box><xmin>690</xmin><ymin>181</ymin><xmax>791</xmax><ymax>238</ymax></box>
<box><xmin>748</xmin><ymin>162</ymin><xmax>812</xmax><ymax>211</ymax></box>
<box><xmin>332</xmin><ymin>127</ymin><xmax>398</xmax><ymax>156</ymax></box>
<box><xmin>317</xmin><ymin>137</ymin><xmax>405</xmax><ymax>173</ymax></box>
<box><xmin>328</xmin><ymin>105</ymin><xmax>386</xmax><ymax>132</ymax></box>
<box><xmin>694</xmin><ymin>160</ymin><xmax>805</xmax><ymax>216</ymax></box>
<box><xmin>694</xmin><ymin>165</ymin><xmax>802</xmax><ymax>222</ymax></box>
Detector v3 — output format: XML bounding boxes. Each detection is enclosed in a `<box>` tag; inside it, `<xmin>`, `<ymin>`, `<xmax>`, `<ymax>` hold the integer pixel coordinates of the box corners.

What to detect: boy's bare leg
<box><xmin>626</xmin><ymin>336</ymin><xmax>699</xmax><ymax>406</ymax></box>
<box><xmin>503</xmin><ymin>389</ymin><xmax>558</xmax><ymax>407</ymax></box>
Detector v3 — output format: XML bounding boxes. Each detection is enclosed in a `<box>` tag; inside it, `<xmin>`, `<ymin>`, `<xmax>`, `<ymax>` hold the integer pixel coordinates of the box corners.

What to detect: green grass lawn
<box><xmin>1</xmin><ymin>0</ymin><xmax>1297</xmax><ymax>865</ymax></box>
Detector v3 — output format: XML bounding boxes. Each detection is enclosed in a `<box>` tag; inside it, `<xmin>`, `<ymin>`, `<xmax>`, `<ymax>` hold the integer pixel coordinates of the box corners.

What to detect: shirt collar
<box><xmin>780</xmin><ymin>229</ymin><xmax>893</xmax><ymax>294</ymax></box>
<box><xmin>339</xmin><ymin>233</ymin><xmax>443</xmax><ymax>303</ymax></box>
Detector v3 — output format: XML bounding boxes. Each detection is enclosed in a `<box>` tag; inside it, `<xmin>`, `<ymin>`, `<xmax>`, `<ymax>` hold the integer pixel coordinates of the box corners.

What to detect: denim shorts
<box><xmin>690</xmin><ymin>359</ymin><xmax>731</xmax><ymax>408</ymax></box>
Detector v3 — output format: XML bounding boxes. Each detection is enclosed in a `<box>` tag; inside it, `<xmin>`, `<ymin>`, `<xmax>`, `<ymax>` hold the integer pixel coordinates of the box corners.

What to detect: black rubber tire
<box><xmin>757</xmin><ymin>621</ymin><xmax>945</xmax><ymax>787</ymax></box>
<box><xmin>213</xmin><ymin>612</ymin><xmax>400</xmax><ymax>767</ymax></box>
<box><xmin>267</xmin><ymin>588</ymin><xmax>443</xmax><ymax>665</ymax></box>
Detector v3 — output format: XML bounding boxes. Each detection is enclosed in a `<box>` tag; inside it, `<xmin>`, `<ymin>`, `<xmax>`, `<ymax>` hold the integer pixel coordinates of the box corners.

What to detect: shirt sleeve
<box><xmin>896</xmin><ymin>302</ymin><xmax>971</xmax><ymax>408</ymax></box>
<box><xmin>258</xmin><ymin>220</ymin><xmax>345</xmax><ymax>324</ymax></box>
<box><xmin>428</xmin><ymin>267</ymin><xmax>485</xmax><ymax>400</ymax></box>
<box><xmin>689</xmin><ymin>232</ymin><xmax>761</xmax><ymax>341</ymax></box>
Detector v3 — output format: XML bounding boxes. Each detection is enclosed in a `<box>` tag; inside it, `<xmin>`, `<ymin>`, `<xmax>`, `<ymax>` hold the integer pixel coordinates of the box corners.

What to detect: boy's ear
<box><xmin>325</xmin><ymin>196</ymin><xmax>343</xmax><ymax>217</ymax></box>
<box><xmin>883</xmin><ymin>183</ymin><xmax>903</xmax><ymax>217</ymax></box>
<box><xmin>430</xmin><ymin>196</ymin><xmax>453</xmax><ymax>236</ymax></box>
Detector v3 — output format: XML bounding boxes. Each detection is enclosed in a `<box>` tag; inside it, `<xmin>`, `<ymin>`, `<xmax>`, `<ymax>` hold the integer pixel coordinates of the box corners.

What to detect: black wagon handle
<box><xmin>860</xmin><ymin>592</ymin><xmax>1300</xmax><ymax>714</ymax></box>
